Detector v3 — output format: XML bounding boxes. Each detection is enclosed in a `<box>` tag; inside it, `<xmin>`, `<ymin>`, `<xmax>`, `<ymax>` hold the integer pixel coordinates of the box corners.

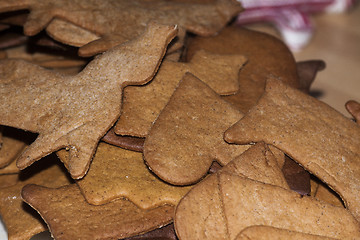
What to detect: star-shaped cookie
<box><xmin>0</xmin><ymin>23</ymin><xmax>177</xmax><ymax>179</ymax></box>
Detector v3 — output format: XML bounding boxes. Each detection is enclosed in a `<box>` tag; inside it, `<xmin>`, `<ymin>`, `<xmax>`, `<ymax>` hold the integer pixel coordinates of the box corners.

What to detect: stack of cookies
<box><xmin>0</xmin><ymin>1</ymin><xmax>359</xmax><ymax>239</ymax></box>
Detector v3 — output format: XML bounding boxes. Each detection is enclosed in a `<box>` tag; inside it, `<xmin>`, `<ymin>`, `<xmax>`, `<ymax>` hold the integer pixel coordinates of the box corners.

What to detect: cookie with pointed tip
<box><xmin>282</xmin><ymin>156</ymin><xmax>311</xmax><ymax>196</ymax></box>
<box><xmin>345</xmin><ymin>100</ymin><xmax>360</xmax><ymax>124</ymax></box>
<box><xmin>144</xmin><ymin>73</ymin><xmax>250</xmax><ymax>185</ymax></box>
<box><xmin>314</xmin><ymin>181</ymin><xmax>344</xmax><ymax>208</ymax></box>
<box><xmin>0</xmin><ymin>0</ymin><xmax>242</xmax><ymax>57</ymax></box>
<box><xmin>101</xmin><ymin>128</ymin><xmax>144</xmax><ymax>152</ymax></box>
<box><xmin>185</xmin><ymin>26</ymin><xmax>299</xmax><ymax>113</ymax></box>
<box><xmin>115</xmin><ymin>49</ymin><xmax>246</xmax><ymax>137</ymax></box>
<box><xmin>220</xmin><ymin>142</ymin><xmax>289</xmax><ymax>189</ymax></box>
<box><xmin>225</xmin><ymin>77</ymin><xmax>360</xmax><ymax>222</ymax></box>
<box><xmin>0</xmin><ymin>158</ymin><xmax>71</xmax><ymax>240</ymax></box>
<box><xmin>21</xmin><ymin>184</ymin><xmax>174</xmax><ymax>240</ymax></box>
<box><xmin>175</xmin><ymin>173</ymin><xmax>360</xmax><ymax>240</ymax></box>
<box><xmin>235</xmin><ymin>226</ymin><xmax>336</xmax><ymax>240</ymax></box>
<box><xmin>0</xmin><ymin>23</ymin><xmax>177</xmax><ymax>179</ymax></box>
<box><xmin>57</xmin><ymin>142</ymin><xmax>191</xmax><ymax>208</ymax></box>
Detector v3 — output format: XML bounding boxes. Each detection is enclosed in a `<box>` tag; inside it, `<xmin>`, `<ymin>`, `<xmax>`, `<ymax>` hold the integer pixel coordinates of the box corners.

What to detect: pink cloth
<box><xmin>237</xmin><ymin>0</ymin><xmax>356</xmax><ymax>50</ymax></box>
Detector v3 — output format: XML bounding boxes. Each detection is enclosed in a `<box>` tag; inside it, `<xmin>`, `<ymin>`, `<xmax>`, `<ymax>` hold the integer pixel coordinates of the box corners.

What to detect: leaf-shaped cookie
<box><xmin>21</xmin><ymin>184</ymin><xmax>174</xmax><ymax>240</ymax></box>
<box><xmin>57</xmin><ymin>142</ymin><xmax>191</xmax><ymax>208</ymax></box>
<box><xmin>0</xmin><ymin>0</ymin><xmax>242</xmax><ymax>56</ymax></box>
<box><xmin>0</xmin><ymin>23</ymin><xmax>177</xmax><ymax>179</ymax></box>
<box><xmin>225</xmin><ymin>78</ymin><xmax>360</xmax><ymax>222</ymax></box>
<box><xmin>115</xmin><ymin>50</ymin><xmax>247</xmax><ymax>137</ymax></box>
<box><xmin>144</xmin><ymin>73</ymin><xmax>250</xmax><ymax>185</ymax></box>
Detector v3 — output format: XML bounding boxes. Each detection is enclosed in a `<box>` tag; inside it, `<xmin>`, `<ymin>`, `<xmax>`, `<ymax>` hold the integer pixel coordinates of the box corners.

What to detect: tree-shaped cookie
<box><xmin>0</xmin><ymin>0</ymin><xmax>242</xmax><ymax>56</ymax></box>
<box><xmin>115</xmin><ymin>50</ymin><xmax>247</xmax><ymax>137</ymax></box>
<box><xmin>143</xmin><ymin>73</ymin><xmax>250</xmax><ymax>185</ymax></box>
<box><xmin>21</xmin><ymin>184</ymin><xmax>174</xmax><ymax>240</ymax></box>
<box><xmin>0</xmin><ymin>23</ymin><xmax>177</xmax><ymax>179</ymax></box>
<box><xmin>225</xmin><ymin>78</ymin><xmax>360</xmax><ymax>222</ymax></box>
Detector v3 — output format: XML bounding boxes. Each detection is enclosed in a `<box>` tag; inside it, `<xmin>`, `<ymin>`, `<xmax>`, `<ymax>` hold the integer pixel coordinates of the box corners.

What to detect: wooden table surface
<box><xmin>248</xmin><ymin>4</ymin><xmax>360</xmax><ymax>117</ymax></box>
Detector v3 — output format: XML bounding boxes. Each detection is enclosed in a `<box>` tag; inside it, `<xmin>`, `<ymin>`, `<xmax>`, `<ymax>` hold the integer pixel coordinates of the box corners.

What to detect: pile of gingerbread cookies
<box><xmin>0</xmin><ymin>0</ymin><xmax>359</xmax><ymax>239</ymax></box>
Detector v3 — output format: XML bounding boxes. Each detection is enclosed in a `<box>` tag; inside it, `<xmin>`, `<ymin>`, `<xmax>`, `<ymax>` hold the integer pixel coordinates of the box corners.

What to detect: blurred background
<box><xmin>238</xmin><ymin>0</ymin><xmax>360</xmax><ymax>117</ymax></box>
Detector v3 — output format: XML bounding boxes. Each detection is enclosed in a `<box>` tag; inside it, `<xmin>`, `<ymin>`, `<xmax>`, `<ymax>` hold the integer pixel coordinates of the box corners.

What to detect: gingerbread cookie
<box><xmin>115</xmin><ymin>49</ymin><xmax>246</xmax><ymax>137</ymax></box>
<box><xmin>225</xmin><ymin>77</ymin><xmax>360</xmax><ymax>221</ymax></box>
<box><xmin>0</xmin><ymin>0</ymin><xmax>242</xmax><ymax>56</ymax></box>
<box><xmin>0</xmin><ymin>158</ymin><xmax>71</xmax><ymax>240</ymax></box>
<box><xmin>58</xmin><ymin>142</ymin><xmax>191</xmax><ymax>208</ymax></box>
<box><xmin>175</xmin><ymin>173</ymin><xmax>360</xmax><ymax>239</ymax></box>
<box><xmin>185</xmin><ymin>26</ymin><xmax>299</xmax><ymax>113</ymax></box>
<box><xmin>21</xmin><ymin>184</ymin><xmax>174</xmax><ymax>240</ymax></box>
<box><xmin>0</xmin><ymin>23</ymin><xmax>176</xmax><ymax>179</ymax></box>
<box><xmin>144</xmin><ymin>73</ymin><xmax>249</xmax><ymax>185</ymax></box>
